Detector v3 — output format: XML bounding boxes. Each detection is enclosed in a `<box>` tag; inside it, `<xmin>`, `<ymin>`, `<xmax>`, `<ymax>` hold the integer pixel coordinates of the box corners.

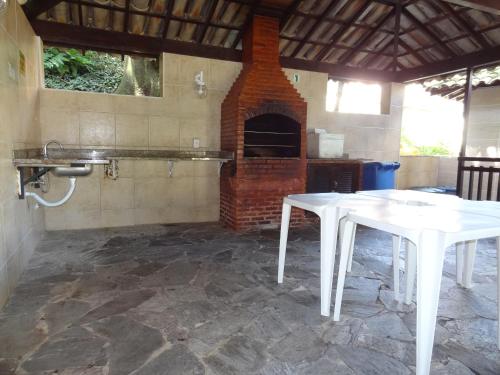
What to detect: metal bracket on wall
<box><xmin>218</xmin><ymin>161</ymin><xmax>224</xmax><ymax>177</ymax></box>
<box><xmin>105</xmin><ymin>159</ymin><xmax>119</xmax><ymax>180</ymax></box>
<box><xmin>167</xmin><ymin>160</ymin><xmax>175</xmax><ymax>178</ymax></box>
<box><xmin>16</xmin><ymin>167</ymin><xmax>50</xmax><ymax>199</ymax></box>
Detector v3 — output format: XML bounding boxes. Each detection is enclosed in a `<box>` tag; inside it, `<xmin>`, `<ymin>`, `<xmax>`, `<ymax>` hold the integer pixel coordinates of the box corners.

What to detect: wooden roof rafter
<box><xmin>314</xmin><ymin>0</ymin><xmax>374</xmax><ymax>62</ymax></box>
<box><xmin>196</xmin><ymin>0</ymin><xmax>220</xmax><ymax>43</ymax></box>
<box><xmin>392</xmin><ymin>0</ymin><xmax>401</xmax><ymax>72</ymax></box>
<box><xmin>337</xmin><ymin>6</ymin><xmax>396</xmax><ymax>65</ymax></box>
<box><xmin>433</xmin><ymin>0</ymin><xmax>491</xmax><ymax>50</ymax></box>
<box><xmin>23</xmin><ymin>0</ymin><xmax>65</xmax><ymax>19</ymax></box>
<box><xmin>24</xmin><ymin>0</ymin><xmax>500</xmax><ymax>84</ymax></box>
<box><xmin>231</xmin><ymin>0</ymin><xmax>261</xmax><ymax>49</ymax></box>
<box><xmin>289</xmin><ymin>0</ymin><xmax>345</xmax><ymax>58</ymax></box>
<box><xmin>162</xmin><ymin>0</ymin><xmax>177</xmax><ymax>39</ymax></box>
<box><xmin>401</xmin><ymin>7</ymin><xmax>457</xmax><ymax>58</ymax></box>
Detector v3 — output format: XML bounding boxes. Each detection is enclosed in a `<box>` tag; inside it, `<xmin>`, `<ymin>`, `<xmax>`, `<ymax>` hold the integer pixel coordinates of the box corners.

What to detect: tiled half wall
<box><xmin>40</xmin><ymin>54</ymin><xmax>404</xmax><ymax>230</ymax></box>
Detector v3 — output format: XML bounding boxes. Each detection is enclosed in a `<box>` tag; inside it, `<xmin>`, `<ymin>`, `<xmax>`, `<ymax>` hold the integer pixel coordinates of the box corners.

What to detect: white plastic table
<box><xmin>356</xmin><ymin>189</ymin><xmax>467</xmax><ymax>302</ymax></box>
<box><xmin>358</xmin><ymin>190</ymin><xmax>500</xmax><ymax>291</ymax></box>
<box><xmin>278</xmin><ymin>193</ymin><xmax>387</xmax><ymax>316</ymax></box>
<box><xmin>333</xmin><ymin>204</ymin><xmax>500</xmax><ymax>375</ymax></box>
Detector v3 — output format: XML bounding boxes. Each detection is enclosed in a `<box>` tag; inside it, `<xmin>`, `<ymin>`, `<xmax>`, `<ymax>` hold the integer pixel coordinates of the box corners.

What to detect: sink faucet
<box><xmin>43</xmin><ymin>140</ymin><xmax>64</xmax><ymax>159</ymax></box>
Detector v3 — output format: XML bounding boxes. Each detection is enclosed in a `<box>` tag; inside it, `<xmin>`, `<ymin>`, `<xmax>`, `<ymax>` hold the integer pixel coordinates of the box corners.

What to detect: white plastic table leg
<box><xmin>338</xmin><ymin>219</ymin><xmax>345</xmax><ymax>251</ymax></box>
<box><xmin>497</xmin><ymin>237</ymin><xmax>500</xmax><ymax>349</ymax></box>
<box><xmin>405</xmin><ymin>241</ymin><xmax>417</xmax><ymax>305</ymax></box>
<box><xmin>320</xmin><ymin>209</ymin><xmax>338</xmax><ymax>316</ymax></box>
<box><xmin>346</xmin><ymin>223</ymin><xmax>357</xmax><ymax>273</ymax></box>
<box><xmin>333</xmin><ymin>220</ymin><xmax>356</xmax><ymax>321</ymax></box>
<box><xmin>462</xmin><ymin>240</ymin><xmax>477</xmax><ymax>288</ymax></box>
<box><xmin>456</xmin><ymin>242</ymin><xmax>464</xmax><ymax>286</ymax></box>
<box><xmin>393</xmin><ymin>235</ymin><xmax>402</xmax><ymax>301</ymax></box>
<box><xmin>416</xmin><ymin>232</ymin><xmax>446</xmax><ymax>375</ymax></box>
<box><xmin>278</xmin><ymin>202</ymin><xmax>291</xmax><ymax>284</ymax></box>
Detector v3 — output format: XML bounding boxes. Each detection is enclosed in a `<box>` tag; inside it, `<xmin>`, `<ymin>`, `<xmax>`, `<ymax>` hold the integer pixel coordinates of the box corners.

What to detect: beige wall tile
<box><xmin>40</xmin><ymin>89</ymin><xmax>79</xmax><ymax>110</ymax></box>
<box><xmin>170</xmin><ymin>177</ymin><xmax>195</xmax><ymax>208</ymax></box>
<box><xmin>0</xmin><ymin>2</ymin><xmax>44</xmax><ymax>308</ymax></box>
<box><xmin>0</xmin><ymin>0</ymin><xmax>17</xmax><ymax>42</ymax></box>
<box><xmin>101</xmin><ymin>209</ymin><xmax>135</xmax><ymax>227</ymax></box>
<box><xmin>79</xmin><ymin>112</ymin><xmax>115</xmax><ymax>146</ymax></box>
<box><xmin>133</xmin><ymin>208</ymin><xmax>168</xmax><ymax>225</ymax></box>
<box><xmin>149</xmin><ymin>116</ymin><xmax>180</xmax><ymax>148</ymax></box>
<box><xmin>179</xmin><ymin>118</ymin><xmax>218</xmax><ymax>149</ymax></box>
<box><xmin>40</xmin><ymin>108</ymin><xmax>80</xmax><ymax>145</ymax></box>
<box><xmin>133</xmin><ymin>160</ymin><xmax>170</xmax><ymax>178</ymax></box>
<box><xmin>209</xmin><ymin>60</ymin><xmax>242</xmax><ymax>91</ymax></box>
<box><xmin>62</xmin><ymin>209</ymin><xmax>102</xmax><ymax>230</ymax></box>
<box><xmin>116</xmin><ymin>113</ymin><xmax>149</xmax><ymax>147</ymax></box>
<box><xmin>78</xmin><ymin>91</ymin><xmax>114</xmax><ymax>112</ymax></box>
<box><xmin>101</xmin><ymin>178</ymin><xmax>134</xmax><ymax>209</ymax></box>
<box><xmin>178</xmin><ymin>55</ymin><xmax>210</xmax><ymax>85</ymax></box>
<box><xmin>43</xmin><ymin>176</ymin><xmax>100</xmax><ymax>211</ymax></box>
<box><xmin>194</xmin><ymin>176</ymin><xmax>219</xmax><ymax>206</ymax></box>
<box><xmin>113</xmin><ymin>95</ymin><xmax>151</xmax><ymax>115</ymax></box>
<box><xmin>134</xmin><ymin>178</ymin><xmax>174</xmax><ymax>208</ymax></box>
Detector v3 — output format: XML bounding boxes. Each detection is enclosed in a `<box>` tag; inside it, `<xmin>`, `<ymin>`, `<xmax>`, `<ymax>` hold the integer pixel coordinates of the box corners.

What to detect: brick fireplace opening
<box><xmin>220</xmin><ymin>15</ymin><xmax>307</xmax><ymax>231</ymax></box>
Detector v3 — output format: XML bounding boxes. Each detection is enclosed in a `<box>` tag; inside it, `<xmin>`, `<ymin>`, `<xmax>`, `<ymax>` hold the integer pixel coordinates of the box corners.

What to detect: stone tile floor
<box><xmin>0</xmin><ymin>222</ymin><xmax>499</xmax><ymax>374</ymax></box>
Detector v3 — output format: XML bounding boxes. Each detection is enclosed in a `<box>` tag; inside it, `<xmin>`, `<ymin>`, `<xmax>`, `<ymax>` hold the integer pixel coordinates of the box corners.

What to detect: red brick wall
<box><xmin>220</xmin><ymin>15</ymin><xmax>308</xmax><ymax>231</ymax></box>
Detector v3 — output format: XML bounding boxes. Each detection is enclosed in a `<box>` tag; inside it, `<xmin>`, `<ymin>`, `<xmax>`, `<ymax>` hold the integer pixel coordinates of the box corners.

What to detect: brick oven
<box><xmin>220</xmin><ymin>15</ymin><xmax>307</xmax><ymax>231</ymax></box>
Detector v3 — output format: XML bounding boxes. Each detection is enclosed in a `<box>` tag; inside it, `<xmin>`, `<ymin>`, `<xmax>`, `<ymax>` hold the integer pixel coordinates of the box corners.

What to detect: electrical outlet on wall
<box><xmin>193</xmin><ymin>138</ymin><xmax>200</xmax><ymax>149</ymax></box>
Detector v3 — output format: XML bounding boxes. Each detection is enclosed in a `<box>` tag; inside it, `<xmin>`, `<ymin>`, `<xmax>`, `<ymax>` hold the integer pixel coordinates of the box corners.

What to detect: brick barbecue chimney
<box><xmin>220</xmin><ymin>15</ymin><xmax>307</xmax><ymax>230</ymax></box>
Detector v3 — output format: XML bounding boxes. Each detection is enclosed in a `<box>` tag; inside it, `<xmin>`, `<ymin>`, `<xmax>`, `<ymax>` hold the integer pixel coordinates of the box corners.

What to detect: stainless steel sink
<box><xmin>50</xmin><ymin>164</ymin><xmax>93</xmax><ymax>177</ymax></box>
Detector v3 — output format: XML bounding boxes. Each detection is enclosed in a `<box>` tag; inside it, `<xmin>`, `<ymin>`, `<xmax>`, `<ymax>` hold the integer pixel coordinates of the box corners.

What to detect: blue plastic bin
<box><xmin>362</xmin><ymin>161</ymin><xmax>401</xmax><ymax>190</ymax></box>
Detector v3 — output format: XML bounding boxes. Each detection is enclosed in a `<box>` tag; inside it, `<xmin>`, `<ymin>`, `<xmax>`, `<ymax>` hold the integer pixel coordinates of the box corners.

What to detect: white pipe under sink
<box><xmin>25</xmin><ymin>177</ymin><xmax>77</xmax><ymax>207</ymax></box>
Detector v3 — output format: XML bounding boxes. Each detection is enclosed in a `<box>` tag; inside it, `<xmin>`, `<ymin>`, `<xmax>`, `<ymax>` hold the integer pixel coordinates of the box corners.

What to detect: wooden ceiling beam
<box><xmin>337</xmin><ymin>8</ymin><xmax>395</xmax><ymax>65</ymax></box>
<box><xmin>231</xmin><ymin>0</ymin><xmax>261</xmax><ymax>49</ymax></box>
<box><xmin>402</xmin><ymin>7</ymin><xmax>457</xmax><ymax>57</ymax></box>
<box><xmin>434</xmin><ymin>0</ymin><xmax>491</xmax><ymax>49</ymax></box>
<box><xmin>314</xmin><ymin>0</ymin><xmax>373</xmax><ymax>62</ymax></box>
<box><xmin>22</xmin><ymin>0</ymin><xmax>65</xmax><ymax>19</ymax></box>
<box><xmin>123</xmin><ymin>0</ymin><xmax>131</xmax><ymax>33</ymax></box>
<box><xmin>33</xmin><ymin>20</ymin><xmax>397</xmax><ymax>82</ymax></box>
<box><xmin>196</xmin><ymin>0</ymin><xmax>220</xmax><ymax>43</ymax></box>
<box><xmin>361</xmin><ymin>36</ymin><xmax>395</xmax><ymax>68</ymax></box>
<box><xmin>396</xmin><ymin>43</ymin><xmax>500</xmax><ymax>81</ymax></box>
<box><xmin>280</xmin><ymin>56</ymin><xmax>396</xmax><ymax>82</ymax></box>
<box><xmin>279</xmin><ymin>0</ymin><xmax>302</xmax><ymax>30</ymax></box>
<box><xmin>392</xmin><ymin>1</ymin><xmax>401</xmax><ymax>72</ymax></box>
<box><xmin>290</xmin><ymin>0</ymin><xmax>343</xmax><ymax>58</ymax></box>
<box><xmin>441</xmin><ymin>0</ymin><xmax>500</xmax><ymax>15</ymax></box>
<box><xmin>397</xmin><ymin>38</ymin><xmax>429</xmax><ymax>65</ymax></box>
<box><xmin>33</xmin><ymin>20</ymin><xmax>242</xmax><ymax>60</ymax></box>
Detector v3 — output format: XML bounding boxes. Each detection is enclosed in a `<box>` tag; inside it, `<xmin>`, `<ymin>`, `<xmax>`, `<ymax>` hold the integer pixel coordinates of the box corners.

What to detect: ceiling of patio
<box><xmin>23</xmin><ymin>0</ymin><xmax>500</xmax><ymax>82</ymax></box>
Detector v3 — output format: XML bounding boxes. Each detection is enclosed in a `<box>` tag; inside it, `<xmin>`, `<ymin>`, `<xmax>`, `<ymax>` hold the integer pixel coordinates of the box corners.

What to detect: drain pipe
<box><xmin>25</xmin><ymin>177</ymin><xmax>77</xmax><ymax>207</ymax></box>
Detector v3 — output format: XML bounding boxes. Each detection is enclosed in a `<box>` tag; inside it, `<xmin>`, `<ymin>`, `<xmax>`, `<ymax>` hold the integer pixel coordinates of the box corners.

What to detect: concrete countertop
<box><xmin>13</xmin><ymin>148</ymin><xmax>234</xmax><ymax>167</ymax></box>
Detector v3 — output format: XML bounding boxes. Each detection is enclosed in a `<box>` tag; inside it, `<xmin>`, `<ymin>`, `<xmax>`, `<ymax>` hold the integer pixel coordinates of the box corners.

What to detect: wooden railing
<box><xmin>457</xmin><ymin>157</ymin><xmax>500</xmax><ymax>200</ymax></box>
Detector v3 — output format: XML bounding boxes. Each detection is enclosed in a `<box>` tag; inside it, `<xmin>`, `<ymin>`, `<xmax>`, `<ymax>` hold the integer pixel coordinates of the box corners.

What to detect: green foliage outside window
<box><xmin>400</xmin><ymin>134</ymin><xmax>451</xmax><ymax>156</ymax></box>
<box><xmin>43</xmin><ymin>47</ymin><xmax>160</xmax><ymax>97</ymax></box>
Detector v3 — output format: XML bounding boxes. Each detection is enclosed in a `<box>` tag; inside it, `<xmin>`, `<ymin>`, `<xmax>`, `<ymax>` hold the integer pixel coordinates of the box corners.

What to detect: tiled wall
<box><xmin>40</xmin><ymin>53</ymin><xmax>241</xmax><ymax>230</ymax></box>
<box><xmin>0</xmin><ymin>2</ymin><xmax>45</xmax><ymax>306</ymax></box>
<box><xmin>467</xmin><ymin>86</ymin><xmax>500</xmax><ymax>157</ymax></box>
<box><xmin>397</xmin><ymin>156</ymin><xmax>458</xmax><ymax>189</ymax></box>
<box><xmin>284</xmin><ymin>69</ymin><xmax>404</xmax><ymax>162</ymax></box>
<box><xmin>40</xmin><ymin>54</ymin><xmax>404</xmax><ymax>230</ymax></box>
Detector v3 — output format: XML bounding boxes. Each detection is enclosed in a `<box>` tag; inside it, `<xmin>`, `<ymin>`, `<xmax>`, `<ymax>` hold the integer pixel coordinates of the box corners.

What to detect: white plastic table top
<box><xmin>356</xmin><ymin>189</ymin><xmax>461</xmax><ymax>206</ymax></box>
<box><xmin>339</xmin><ymin>203</ymin><xmax>500</xmax><ymax>375</ymax></box>
<box><xmin>347</xmin><ymin>204</ymin><xmax>500</xmax><ymax>242</ymax></box>
<box><xmin>357</xmin><ymin>189</ymin><xmax>500</xmax><ymax>220</ymax></box>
